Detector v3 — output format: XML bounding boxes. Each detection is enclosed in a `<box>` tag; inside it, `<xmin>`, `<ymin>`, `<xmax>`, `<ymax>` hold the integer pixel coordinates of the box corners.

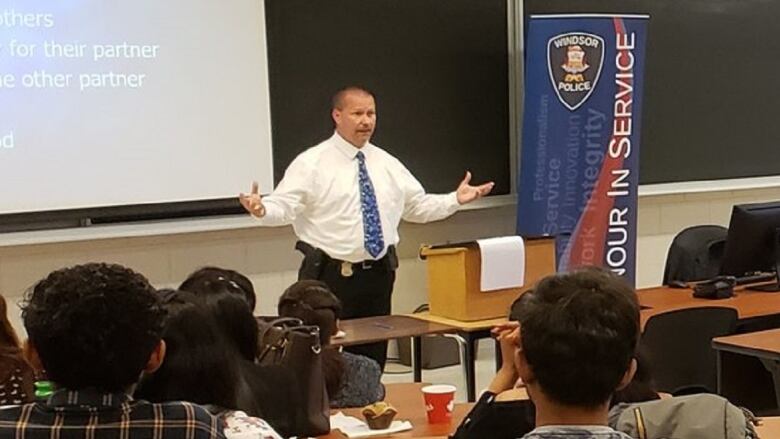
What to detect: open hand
<box><xmin>456</xmin><ymin>171</ymin><xmax>494</xmax><ymax>205</ymax></box>
<box><xmin>239</xmin><ymin>181</ymin><xmax>266</xmax><ymax>218</ymax></box>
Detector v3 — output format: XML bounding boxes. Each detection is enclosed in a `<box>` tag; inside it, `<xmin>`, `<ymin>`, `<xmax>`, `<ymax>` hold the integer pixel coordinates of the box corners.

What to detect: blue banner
<box><xmin>517</xmin><ymin>14</ymin><xmax>649</xmax><ymax>283</ymax></box>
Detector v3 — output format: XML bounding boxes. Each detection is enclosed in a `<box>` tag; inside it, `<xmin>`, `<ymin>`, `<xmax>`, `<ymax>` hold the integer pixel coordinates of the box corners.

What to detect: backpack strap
<box><xmin>632</xmin><ymin>407</ymin><xmax>647</xmax><ymax>439</ymax></box>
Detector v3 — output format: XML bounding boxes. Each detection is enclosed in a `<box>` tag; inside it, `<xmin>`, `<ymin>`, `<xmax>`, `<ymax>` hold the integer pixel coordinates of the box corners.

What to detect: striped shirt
<box><xmin>0</xmin><ymin>389</ymin><xmax>225</xmax><ymax>439</ymax></box>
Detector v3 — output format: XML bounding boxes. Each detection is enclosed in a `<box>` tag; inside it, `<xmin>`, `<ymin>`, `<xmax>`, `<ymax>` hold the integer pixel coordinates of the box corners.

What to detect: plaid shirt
<box><xmin>0</xmin><ymin>388</ymin><xmax>225</xmax><ymax>439</ymax></box>
<box><xmin>523</xmin><ymin>426</ymin><xmax>634</xmax><ymax>439</ymax></box>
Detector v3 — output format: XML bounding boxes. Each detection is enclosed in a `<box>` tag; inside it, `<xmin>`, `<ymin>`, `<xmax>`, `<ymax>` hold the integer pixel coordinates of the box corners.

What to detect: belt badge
<box><xmin>340</xmin><ymin>261</ymin><xmax>354</xmax><ymax>277</ymax></box>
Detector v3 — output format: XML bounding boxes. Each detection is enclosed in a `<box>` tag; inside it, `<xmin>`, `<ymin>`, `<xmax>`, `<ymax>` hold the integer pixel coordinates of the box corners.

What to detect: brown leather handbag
<box><xmin>256</xmin><ymin>317</ymin><xmax>330</xmax><ymax>438</ymax></box>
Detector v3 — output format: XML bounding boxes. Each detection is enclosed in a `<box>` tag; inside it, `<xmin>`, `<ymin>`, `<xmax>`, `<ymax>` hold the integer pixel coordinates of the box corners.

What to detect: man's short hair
<box><xmin>331</xmin><ymin>85</ymin><xmax>374</xmax><ymax>110</ymax></box>
<box><xmin>510</xmin><ymin>267</ymin><xmax>640</xmax><ymax>408</ymax></box>
<box><xmin>22</xmin><ymin>263</ymin><xmax>164</xmax><ymax>392</ymax></box>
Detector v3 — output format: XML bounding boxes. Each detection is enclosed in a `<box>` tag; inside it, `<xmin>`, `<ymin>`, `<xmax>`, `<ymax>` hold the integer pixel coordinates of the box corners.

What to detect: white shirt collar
<box><xmin>331</xmin><ymin>131</ymin><xmax>372</xmax><ymax>159</ymax></box>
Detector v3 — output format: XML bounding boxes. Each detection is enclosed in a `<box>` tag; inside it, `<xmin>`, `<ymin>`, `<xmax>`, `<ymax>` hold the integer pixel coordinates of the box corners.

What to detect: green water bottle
<box><xmin>34</xmin><ymin>381</ymin><xmax>53</xmax><ymax>400</ymax></box>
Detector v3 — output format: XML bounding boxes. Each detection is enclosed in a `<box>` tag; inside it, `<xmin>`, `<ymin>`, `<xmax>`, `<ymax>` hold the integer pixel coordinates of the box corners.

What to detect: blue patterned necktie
<box><xmin>356</xmin><ymin>151</ymin><xmax>385</xmax><ymax>258</ymax></box>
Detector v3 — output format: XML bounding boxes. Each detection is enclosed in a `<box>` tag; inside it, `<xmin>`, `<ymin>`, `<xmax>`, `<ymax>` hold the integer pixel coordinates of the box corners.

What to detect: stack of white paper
<box><xmin>477</xmin><ymin>236</ymin><xmax>526</xmax><ymax>291</ymax></box>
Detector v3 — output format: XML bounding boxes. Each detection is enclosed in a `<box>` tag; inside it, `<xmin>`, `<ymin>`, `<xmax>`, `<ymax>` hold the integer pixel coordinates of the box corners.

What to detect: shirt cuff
<box><xmin>248</xmin><ymin>200</ymin><xmax>287</xmax><ymax>226</ymax></box>
<box><xmin>447</xmin><ymin>191</ymin><xmax>461</xmax><ymax>213</ymax></box>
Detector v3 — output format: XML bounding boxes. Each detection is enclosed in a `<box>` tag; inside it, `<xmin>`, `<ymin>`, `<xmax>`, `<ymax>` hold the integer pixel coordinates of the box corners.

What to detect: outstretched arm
<box><xmin>402</xmin><ymin>168</ymin><xmax>494</xmax><ymax>223</ymax></box>
<box><xmin>238</xmin><ymin>157</ymin><xmax>312</xmax><ymax>226</ymax></box>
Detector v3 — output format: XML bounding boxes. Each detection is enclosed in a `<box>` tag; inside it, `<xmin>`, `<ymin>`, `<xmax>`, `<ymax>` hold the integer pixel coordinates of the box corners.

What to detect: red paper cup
<box><xmin>422</xmin><ymin>384</ymin><xmax>456</xmax><ymax>423</ymax></box>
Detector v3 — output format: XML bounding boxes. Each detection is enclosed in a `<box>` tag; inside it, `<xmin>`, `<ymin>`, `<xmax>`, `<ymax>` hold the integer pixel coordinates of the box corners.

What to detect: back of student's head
<box><xmin>277</xmin><ymin>280</ymin><xmax>342</xmax><ymax>346</ymax></box>
<box><xmin>180</xmin><ymin>266</ymin><xmax>257</xmax><ymax>311</ymax></box>
<box><xmin>22</xmin><ymin>263</ymin><xmax>164</xmax><ymax>392</ymax></box>
<box><xmin>136</xmin><ymin>290</ymin><xmax>244</xmax><ymax>411</ymax></box>
<box><xmin>277</xmin><ymin>280</ymin><xmax>345</xmax><ymax>398</ymax></box>
<box><xmin>180</xmin><ymin>268</ymin><xmax>259</xmax><ymax>361</ymax></box>
<box><xmin>510</xmin><ymin>267</ymin><xmax>640</xmax><ymax>408</ymax></box>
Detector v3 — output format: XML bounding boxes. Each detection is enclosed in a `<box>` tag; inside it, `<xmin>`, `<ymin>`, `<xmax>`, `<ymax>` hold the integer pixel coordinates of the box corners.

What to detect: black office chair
<box><xmin>663</xmin><ymin>225</ymin><xmax>727</xmax><ymax>285</ymax></box>
<box><xmin>640</xmin><ymin>306</ymin><xmax>737</xmax><ymax>395</ymax></box>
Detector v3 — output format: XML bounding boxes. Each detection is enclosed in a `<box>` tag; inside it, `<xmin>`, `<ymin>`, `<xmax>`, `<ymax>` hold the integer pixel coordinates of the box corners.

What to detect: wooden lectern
<box><xmin>419</xmin><ymin>237</ymin><xmax>556</xmax><ymax>321</ymax></box>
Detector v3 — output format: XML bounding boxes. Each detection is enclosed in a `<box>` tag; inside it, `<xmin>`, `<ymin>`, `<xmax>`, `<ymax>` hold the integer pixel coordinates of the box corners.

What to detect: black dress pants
<box><xmin>303</xmin><ymin>259</ymin><xmax>395</xmax><ymax>370</ymax></box>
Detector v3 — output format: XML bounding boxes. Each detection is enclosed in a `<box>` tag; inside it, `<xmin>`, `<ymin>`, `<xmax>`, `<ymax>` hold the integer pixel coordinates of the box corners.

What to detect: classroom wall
<box><xmin>2</xmin><ymin>186</ymin><xmax>780</xmax><ymax>335</ymax></box>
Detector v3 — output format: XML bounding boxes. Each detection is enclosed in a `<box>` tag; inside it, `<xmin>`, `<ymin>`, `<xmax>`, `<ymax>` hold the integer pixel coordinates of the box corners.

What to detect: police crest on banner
<box><xmin>548</xmin><ymin>32</ymin><xmax>604</xmax><ymax>111</ymax></box>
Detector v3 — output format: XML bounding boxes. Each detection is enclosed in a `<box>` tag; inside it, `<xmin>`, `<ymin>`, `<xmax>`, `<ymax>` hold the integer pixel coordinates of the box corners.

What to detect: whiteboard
<box><xmin>0</xmin><ymin>1</ymin><xmax>273</xmax><ymax>214</ymax></box>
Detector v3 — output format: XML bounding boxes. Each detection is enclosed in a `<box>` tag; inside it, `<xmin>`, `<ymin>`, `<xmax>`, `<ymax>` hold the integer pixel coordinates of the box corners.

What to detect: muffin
<box><xmin>361</xmin><ymin>401</ymin><xmax>398</xmax><ymax>430</ymax></box>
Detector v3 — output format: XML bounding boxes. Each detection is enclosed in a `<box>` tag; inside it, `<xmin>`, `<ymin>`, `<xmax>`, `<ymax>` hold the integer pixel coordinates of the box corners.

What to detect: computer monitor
<box><xmin>720</xmin><ymin>201</ymin><xmax>780</xmax><ymax>290</ymax></box>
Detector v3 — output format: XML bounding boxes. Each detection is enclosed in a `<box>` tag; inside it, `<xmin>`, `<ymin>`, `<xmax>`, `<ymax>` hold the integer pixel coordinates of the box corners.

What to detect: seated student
<box><xmin>513</xmin><ymin>268</ymin><xmax>639</xmax><ymax>439</ymax></box>
<box><xmin>278</xmin><ymin>280</ymin><xmax>385</xmax><ymax>408</ymax></box>
<box><xmin>135</xmin><ymin>290</ymin><xmax>282</xmax><ymax>439</ymax></box>
<box><xmin>172</xmin><ymin>279</ymin><xmax>300</xmax><ymax>437</ymax></box>
<box><xmin>0</xmin><ymin>263</ymin><xmax>224</xmax><ymax>439</ymax></box>
<box><xmin>449</xmin><ymin>321</ymin><xmax>535</xmax><ymax>439</ymax></box>
<box><xmin>0</xmin><ymin>294</ymin><xmax>34</xmax><ymax>405</ymax></box>
<box><xmin>453</xmin><ymin>329</ymin><xmax>660</xmax><ymax>439</ymax></box>
<box><xmin>179</xmin><ymin>268</ymin><xmax>261</xmax><ymax>362</ymax></box>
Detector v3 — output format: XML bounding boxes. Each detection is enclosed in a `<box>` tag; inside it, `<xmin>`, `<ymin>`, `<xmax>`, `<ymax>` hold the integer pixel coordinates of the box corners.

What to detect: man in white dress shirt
<box><xmin>240</xmin><ymin>86</ymin><xmax>493</xmax><ymax>368</ymax></box>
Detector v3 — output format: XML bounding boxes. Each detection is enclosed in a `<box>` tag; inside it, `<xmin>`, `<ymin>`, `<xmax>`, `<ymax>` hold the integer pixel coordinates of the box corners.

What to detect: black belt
<box><xmin>328</xmin><ymin>253</ymin><xmax>391</xmax><ymax>272</ymax></box>
<box><xmin>295</xmin><ymin>241</ymin><xmax>398</xmax><ymax>277</ymax></box>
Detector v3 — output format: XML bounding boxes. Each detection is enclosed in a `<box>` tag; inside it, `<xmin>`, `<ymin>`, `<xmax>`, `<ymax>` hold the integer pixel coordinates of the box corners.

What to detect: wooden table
<box><xmin>319</xmin><ymin>383</ymin><xmax>473</xmax><ymax>438</ymax></box>
<box><xmin>713</xmin><ymin>328</ymin><xmax>780</xmax><ymax>413</ymax></box>
<box><xmin>756</xmin><ymin>416</ymin><xmax>780</xmax><ymax>438</ymax></box>
<box><xmin>638</xmin><ymin>285</ymin><xmax>780</xmax><ymax>330</ymax></box>
<box><xmin>333</xmin><ymin>315</ymin><xmax>457</xmax><ymax>382</ymax></box>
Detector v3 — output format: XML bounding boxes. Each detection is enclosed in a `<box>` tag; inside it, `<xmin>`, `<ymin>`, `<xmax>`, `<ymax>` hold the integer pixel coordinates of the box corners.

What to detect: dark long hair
<box><xmin>203</xmin><ymin>292</ymin><xmax>259</xmax><ymax>362</ymax></box>
<box><xmin>611</xmin><ymin>348</ymin><xmax>660</xmax><ymax>406</ymax></box>
<box><xmin>0</xmin><ymin>295</ymin><xmax>21</xmax><ymax>356</ymax></box>
<box><xmin>278</xmin><ymin>280</ymin><xmax>345</xmax><ymax>399</ymax></box>
<box><xmin>179</xmin><ymin>268</ymin><xmax>259</xmax><ymax>361</ymax></box>
<box><xmin>136</xmin><ymin>290</ymin><xmax>262</xmax><ymax>415</ymax></box>
<box><xmin>0</xmin><ymin>294</ymin><xmax>34</xmax><ymax>398</ymax></box>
